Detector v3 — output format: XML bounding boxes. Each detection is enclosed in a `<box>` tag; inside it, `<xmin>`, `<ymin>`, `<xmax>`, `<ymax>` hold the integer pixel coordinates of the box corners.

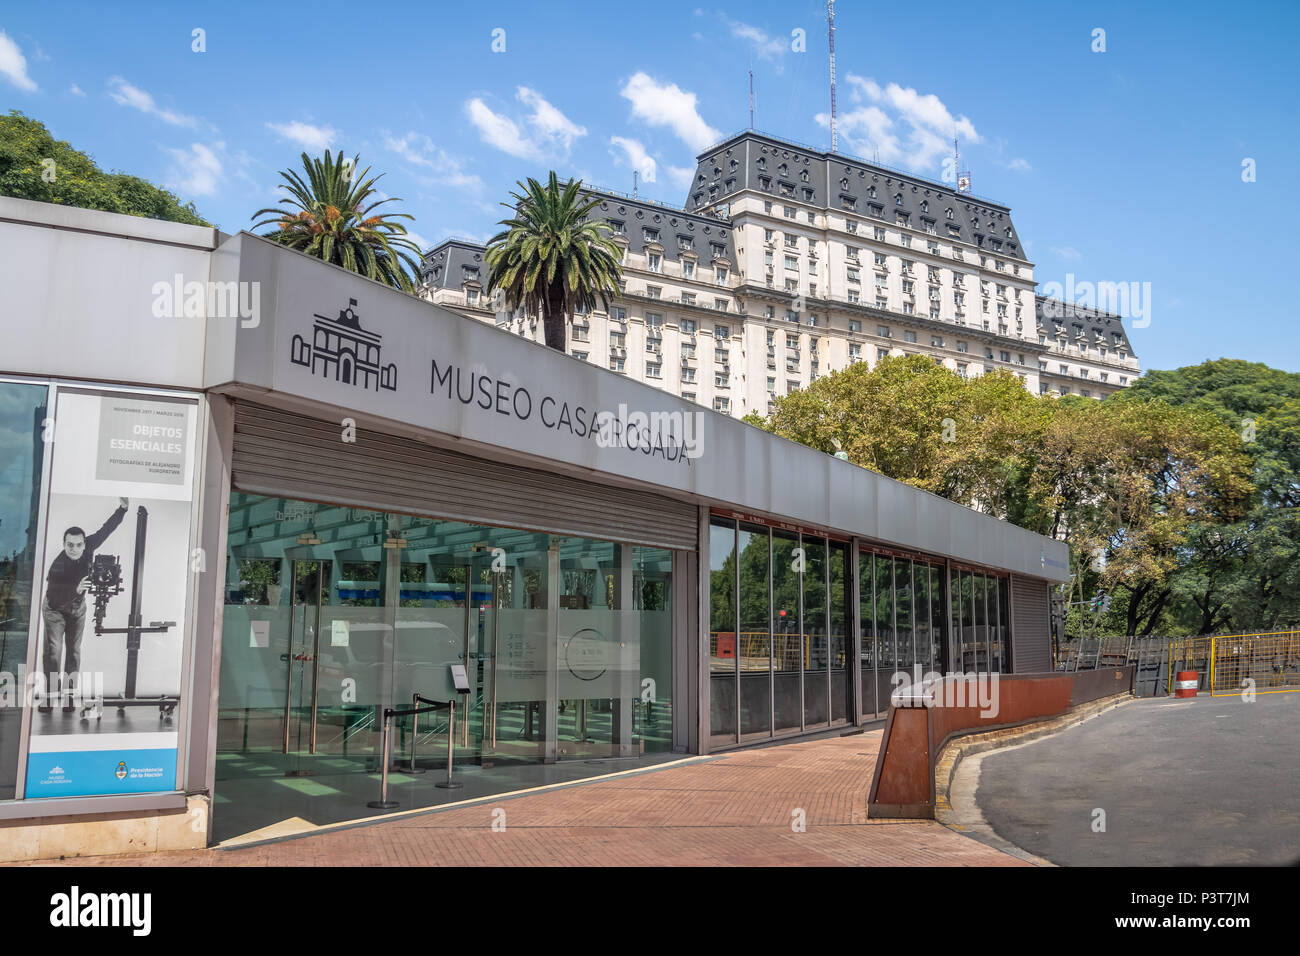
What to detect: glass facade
<box><xmin>0</xmin><ymin>382</ymin><xmax>48</xmax><ymax>800</ymax></box>
<box><xmin>709</xmin><ymin>516</ymin><xmax>852</xmax><ymax>745</ymax></box>
<box><xmin>217</xmin><ymin>492</ymin><xmax>673</xmax><ymax>833</ymax></box>
<box><xmin>950</xmin><ymin>568</ymin><xmax>1011</xmax><ymax>673</ymax></box>
<box><xmin>859</xmin><ymin>550</ymin><xmax>949</xmax><ymax>715</ymax></box>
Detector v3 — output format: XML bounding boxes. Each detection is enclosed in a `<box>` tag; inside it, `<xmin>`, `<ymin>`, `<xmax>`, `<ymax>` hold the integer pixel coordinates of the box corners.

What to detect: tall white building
<box><xmin>419</xmin><ymin>131</ymin><xmax>1139</xmax><ymax>416</ymax></box>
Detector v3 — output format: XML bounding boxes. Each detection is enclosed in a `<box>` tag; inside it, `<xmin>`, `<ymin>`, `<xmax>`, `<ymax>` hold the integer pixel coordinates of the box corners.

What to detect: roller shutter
<box><xmin>230</xmin><ymin>401</ymin><xmax>698</xmax><ymax>551</ymax></box>
<box><xmin>1010</xmin><ymin>575</ymin><xmax>1052</xmax><ymax>673</ymax></box>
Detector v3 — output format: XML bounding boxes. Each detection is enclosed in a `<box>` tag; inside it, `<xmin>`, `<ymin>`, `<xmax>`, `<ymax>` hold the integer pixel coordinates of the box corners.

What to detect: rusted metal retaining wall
<box><xmin>867</xmin><ymin>667</ymin><xmax>1135</xmax><ymax>819</ymax></box>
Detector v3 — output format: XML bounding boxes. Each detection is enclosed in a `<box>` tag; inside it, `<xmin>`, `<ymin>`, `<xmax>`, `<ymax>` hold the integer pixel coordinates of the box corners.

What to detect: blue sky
<box><xmin>2</xmin><ymin>0</ymin><xmax>1297</xmax><ymax>373</ymax></box>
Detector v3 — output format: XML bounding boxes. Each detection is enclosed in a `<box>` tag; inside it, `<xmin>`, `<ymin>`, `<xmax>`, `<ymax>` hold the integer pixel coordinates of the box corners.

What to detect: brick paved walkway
<box><xmin>40</xmin><ymin>732</ymin><xmax>1025</xmax><ymax>866</ymax></box>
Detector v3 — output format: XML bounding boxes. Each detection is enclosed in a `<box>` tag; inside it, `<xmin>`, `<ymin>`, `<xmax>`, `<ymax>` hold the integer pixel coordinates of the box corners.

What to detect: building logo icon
<box><xmin>115</xmin><ymin>761</ymin><xmax>128</xmax><ymax>780</ymax></box>
<box><xmin>291</xmin><ymin>298</ymin><xmax>398</xmax><ymax>392</ymax></box>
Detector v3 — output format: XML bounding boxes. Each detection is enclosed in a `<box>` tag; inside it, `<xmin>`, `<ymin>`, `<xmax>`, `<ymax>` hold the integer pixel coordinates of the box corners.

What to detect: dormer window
<box><xmin>643</xmin><ymin>227</ymin><xmax>659</xmax><ymax>243</ymax></box>
<box><xmin>946</xmin><ymin>208</ymin><xmax>954</xmax><ymax>220</ymax></box>
<box><xmin>894</xmin><ymin>193</ymin><xmax>903</xmax><ymax>205</ymax></box>
<box><xmin>757</xmin><ymin>157</ymin><xmax>766</xmax><ymax>171</ymax></box>
<box><xmin>866</xmin><ymin>185</ymin><xmax>875</xmax><ymax>197</ymax></box>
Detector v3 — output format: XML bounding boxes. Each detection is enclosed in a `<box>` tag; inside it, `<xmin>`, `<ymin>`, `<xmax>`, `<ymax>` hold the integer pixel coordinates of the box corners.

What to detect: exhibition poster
<box><xmin>24</xmin><ymin>389</ymin><xmax>198</xmax><ymax>797</ymax></box>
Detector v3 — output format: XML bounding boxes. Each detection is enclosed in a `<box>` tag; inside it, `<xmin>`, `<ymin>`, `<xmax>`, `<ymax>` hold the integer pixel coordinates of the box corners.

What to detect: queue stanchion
<box><xmin>367</xmin><ymin>709</ymin><xmax>399</xmax><ymax>810</ymax></box>
<box><xmin>399</xmin><ymin>692</ymin><xmax>426</xmax><ymax>774</ymax></box>
<box><xmin>435</xmin><ymin>697</ymin><xmax>463</xmax><ymax>789</ymax></box>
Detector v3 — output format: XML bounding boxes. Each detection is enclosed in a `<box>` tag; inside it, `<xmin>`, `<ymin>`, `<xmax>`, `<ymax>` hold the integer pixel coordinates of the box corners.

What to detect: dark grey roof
<box><xmin>1035</xmin><ymin>296</ymin><xmax>1137</xmax><ymax>356</ymax></box>
<box><xmin>685</xmin><ymin>130</ymin><xmax>1029</xmax><ymax>262</ymax></box>
<box><xmin>422</xmin><ymin>238</ymin><xmax>486</xmax><ymax>290</ymax></box>
<box><xmin>422</xmin><ymin>187</ymin><xmax>737</xmax><ymax>292</ymax></box>
<box><xmin>581</xmin><ymin>188</ymin><xmax>736</xmax><ymax>267</ymax></box>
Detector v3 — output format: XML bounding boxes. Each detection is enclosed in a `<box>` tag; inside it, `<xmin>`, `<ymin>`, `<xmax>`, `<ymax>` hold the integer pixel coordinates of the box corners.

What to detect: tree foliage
<box><xmin>754</xmin><ymin>355</ymin><xmax>1275</xmax><ymax>637</ymax></box>
<box><xmin>251</xmin><ymin>150</ymin><xmax>422</xmax><ymax>293</ymax></box>
<box><xmin>0</xmin><ymin>110</ymin><xmax>210</xmax><ymax>225</ymax></box>
<box><xmin>485</xmin><ymin>172</ymin><xmax>623</xmax><ymax>351</ymax></box>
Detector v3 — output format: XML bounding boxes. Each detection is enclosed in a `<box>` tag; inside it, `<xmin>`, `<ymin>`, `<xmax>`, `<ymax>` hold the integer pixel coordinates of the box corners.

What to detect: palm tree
<box><xmin>252</xmin><ymin>150</ymin><xmax>423</xmax><ymax>293</ymax></box>
<box><xmin>485</xmin><ymin>172</ymin><xmax>623</xmax><ymax>351</ymax></box>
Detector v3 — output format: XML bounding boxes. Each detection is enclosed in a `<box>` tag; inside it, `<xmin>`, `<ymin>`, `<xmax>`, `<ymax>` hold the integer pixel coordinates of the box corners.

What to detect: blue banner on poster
<box><xmin>25</xmin><ymin>748</ymin><xmax>178</xmax><ymax>797</ymax></box>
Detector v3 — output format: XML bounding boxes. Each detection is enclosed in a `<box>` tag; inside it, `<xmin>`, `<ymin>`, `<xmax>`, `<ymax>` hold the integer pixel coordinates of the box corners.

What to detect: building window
<box><xmin>848</xmin><ymin>320</ymin><xmax>861</xmax><ymax>333</ymax></box>
<box><xmin>931</xmin><ymin>336</ymin><xmax>944</xmax><ymax>347</ymax></box>
<box><xmin>785</xmin><ymin>255</ymin><xmax>798</xmax><ymax>271</ymax></box>
<box><xmin>714</xmin><ymin>397</ymin><xmax>729</xmax><ymax>413</ymax></box>
<box><xmin>847</xmin><ymin>291</ymin><xmax>859</xmax><ymax>303</ymax></box>
<box><xmin>904</xmin><ymin>330</ymin><xmax>917</xmax><ymax>343</ymax></box>
<box><xmin>877</xmin><ymin>324</ymin><xmax>891</xmax><ymax>337</ymax></box>
<box><xmin>648</xmin><ymin>253</ymin><xmax>662</xmax><ymax>273</ymax></box>
<box><xmin>875</xmin><ymin>297</ymin><xmax>887</xmax><ymax>309</ymax></box>
<box><xmin>646</xmin><ymin>285</ymin><xmax>661</xmax><ymax>299</ymax></box>
<box><xmin>957</xmin><ymin>363</ymin><xmax>968</xmax><ymax>378</ymax></box>
<box><xmin>572</xmin><ymin>350</ymin><xmax>588</xmax><ymax>361</ymax></box>
<box><xmin>877</xmin><ymin>348</ymin><xmax>890</xmax><ymax>361</ymax></box>
<box><xmin>874</xmin><ymin>227</ymin><xmax>886</xmax><ymax>241</ymax></box>
<box><xmin>647</xmin><ymin>362</ymin><xmax>662</xmax><ymax>378</ymax></box>
<box><xmin>572</xmin><ymin>326</ymin><xmax>589</xmax><ymax>342</ymax></box>
<box><xmin>715</xmin><ymin>373</ymin><xmax>729</xmax><ymax>387</ymax></box>
<box><xmin>846</xmin><ymin>218</ymin><xmax>859</xmax><ymax>234</ymax></box>
<box><xmin>609</xmin><ymin>358</ymin><xmax>625</xmax><ymax>372</ymax></box>
<box><xmin>957</xmin><ymin>341</ymin><xmax>968</xmax><ymax>353</ymax></box>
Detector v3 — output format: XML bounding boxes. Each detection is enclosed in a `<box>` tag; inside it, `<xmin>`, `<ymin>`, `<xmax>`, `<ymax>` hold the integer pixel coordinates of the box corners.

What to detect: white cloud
<box><xmin>465</xmin><ymin>87</ymin><xmax>586</xmax><ymax>161</ymax></box>
<box><xmin>819</xmin><ymin>75</ymin><xmax>979</xmax><ymax>172</ymax></box>
<box><xmin>724</xmin><ymin>19</ymin><xmax>787</xmax><ymax>69</ymax></box>
<box><xmin>620</xmin><ymin>72</ymin><xmax>720</xmax><ymax>152</ymax></box>
<box><xmin>0</xmin><ymin>30</ymin><xmax>37</xmax><ymax>92</ymax></box>
<box><xmin>466</xmin><ymin>98</ymin><xmax>538</xmax><ymax>160</ymax></box>
<box><xmin>517</xmin><ymin>87</ymin><xmax>586</xmax><ymax>153</ymax></box>
<box><xmin>665</xmin><ymin>165</ymin><xmax>695</xmax><ymax>189</ymax></box>
<box><xmin>609</xmin><ymin>136</ymin><xmax>657</xmax><ymax>183</ymax></box>
<box><xmin>68</xmin><ymin>84</ymin><xmax>85</xmax><ymax>97</ymax></box>
<box><xmin>265</xmin><ymin>120</ymin><xmax>338</xmax><ymax>153</ymax></box>
<box><xmin>1008</xmin><ymin>157</ymin><xmax>1032</xmax><ymax>172</ymax></box>
<box><xmin>108</xmin><ymin>76</ymin><xmax>197</xmax><ymax>127</ymax></box>
<box><xmin>0</xmin><ymin>31</ymin><xmax>37</xmax><ymax>92</ymax></box>
<box><xmin>165</xmin><ymin>142</ymin><xmax>223</xmax><ymax>198</ymax></box>
<box><xmin>382</xmin><ymin>132</ymin><xmax>483</xmax><ymax>189</ymax></box>
<box><xmin>1050</xmin><ymin>246</ymin><xmax>1082</xmax><ymax>262</ymax></box>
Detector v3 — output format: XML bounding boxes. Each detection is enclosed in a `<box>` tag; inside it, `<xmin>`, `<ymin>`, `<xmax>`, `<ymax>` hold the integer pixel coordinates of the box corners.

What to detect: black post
<box><xmin>124</xmin><ymin>506</ymin><xmax>148</xmax><ymax>700</ymax></box>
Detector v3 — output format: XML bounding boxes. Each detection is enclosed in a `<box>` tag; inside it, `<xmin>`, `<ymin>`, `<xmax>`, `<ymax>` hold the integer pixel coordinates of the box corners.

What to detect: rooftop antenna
<box><xmin>955</xmin><ymin>134</ymin><xmax>971</xmax><ymax>194</ymax></box>
<box><xmin>749</xmin><ymin>67</ymin><xmax>755</xmax><ymax>130</ymax></box>
<box><xmin>633</xmin><ymin>169</ymin><xmax>638</xmax><ymax>198</ymax></box>
<box><xmin>828</xmin><ymin>0</ymin><xmax>838</xmax><ymax>153</ymax></box>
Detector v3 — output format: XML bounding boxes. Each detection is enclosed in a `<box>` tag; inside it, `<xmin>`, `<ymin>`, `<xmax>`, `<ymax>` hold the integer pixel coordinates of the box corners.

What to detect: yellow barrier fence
<box><xmin>1209</xmin><ymin>630</ymin><xmax>1300</xmax><ymax>697</ymax></box>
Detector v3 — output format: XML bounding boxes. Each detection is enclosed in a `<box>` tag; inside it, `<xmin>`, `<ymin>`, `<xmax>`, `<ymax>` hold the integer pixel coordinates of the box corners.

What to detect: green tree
<box><xmin>485</xmin><ymin>172</ymin><xmax>623</xmax><ymax>352</ymax></box>
<box><xmin>1117</xmin><ymin>360</ymin><xmax>1300</xmax><ymax>632</ymax></box>
<box><xmin>251</xmin><ymin>150</ymin><xmax>422</xmax><ymax>293</ymax></box>
<box><xmin>0</xmin><ymin>110</ymin><xmax>209</xmax><ymax>225</ymax></box>
<box><xmin>754</xmin><ymin>355</ymin><xmax>1258</xmax><ymax>637</ymax></box>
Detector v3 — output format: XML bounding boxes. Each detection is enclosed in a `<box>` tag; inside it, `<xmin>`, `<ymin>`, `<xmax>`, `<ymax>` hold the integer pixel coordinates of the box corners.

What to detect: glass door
<box><xmin>282</xmin><ymin>559</ymin><xmax>330</xmax><ymax>776</ymax></box>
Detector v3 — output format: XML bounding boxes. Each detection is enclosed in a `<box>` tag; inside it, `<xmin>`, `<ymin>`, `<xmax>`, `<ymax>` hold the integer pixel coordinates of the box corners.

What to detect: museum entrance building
<box><xmin>0</xmin><ymin>198</ymin><xmax>1069</xmax><ymax>857</ymax></box>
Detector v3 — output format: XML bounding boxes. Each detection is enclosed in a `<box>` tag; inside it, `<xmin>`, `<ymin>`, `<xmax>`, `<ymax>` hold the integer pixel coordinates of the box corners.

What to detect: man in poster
<box><xmin>39</xmin><ymin>497</ymin><xmax>128</xmax><ymax>712</ymax></box>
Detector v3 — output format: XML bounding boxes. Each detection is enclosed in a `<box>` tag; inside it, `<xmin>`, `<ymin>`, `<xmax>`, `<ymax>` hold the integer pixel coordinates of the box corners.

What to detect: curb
<box><xmin>934</xmin><ymin>692</ymin><xmax>1136</xmax><ymax>866</ymax></box>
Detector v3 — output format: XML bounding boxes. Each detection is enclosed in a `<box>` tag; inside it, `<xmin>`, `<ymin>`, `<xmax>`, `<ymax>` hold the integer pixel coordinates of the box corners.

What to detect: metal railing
<box><xmin>1209</xmin><ymin>631</ymin><xmax>1300</xmax><ymax>697</ymax></box>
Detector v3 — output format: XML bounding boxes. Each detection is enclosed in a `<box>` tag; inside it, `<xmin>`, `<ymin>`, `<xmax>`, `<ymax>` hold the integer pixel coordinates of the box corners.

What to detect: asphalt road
<box><xmin>975</xmin><ymin>692</ymin><xmax>1300</xmax><ymax>866</ymax></box>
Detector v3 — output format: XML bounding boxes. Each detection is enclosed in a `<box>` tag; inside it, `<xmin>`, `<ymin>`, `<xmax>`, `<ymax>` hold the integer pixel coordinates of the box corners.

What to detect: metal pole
<box><xmin>436</xmin><ymin>698</ymin><xmax>464</xmax><ymax>789</ymax></box>
<box><xmin>403</xmin><ymin>692</ymin><xmax>426</xmax><ymax>774</ymax></box>
<box><xmin>367</xmin><ymin>711</ymin><xmax>399</xmax><ymax>809</ymax></box>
